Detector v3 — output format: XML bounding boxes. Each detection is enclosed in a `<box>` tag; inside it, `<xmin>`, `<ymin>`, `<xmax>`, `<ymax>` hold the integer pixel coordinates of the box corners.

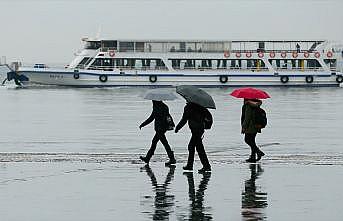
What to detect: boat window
<box><xmin>102</xmin><ymin>41</ymin><xmax>117</xmax><ymax>49</ymax></box>
<box><xmin>90</xmin><ymin>58</ymin><xmax>101</xmax><ymax>69</ymax></box>
<box><xmin>79</xmin><ymin>57</ymin><xmax>90</xmax><ymax>65</ymax></box>
<box><xmin>202</xmin><ymin>42</ymin><xmax>226</xmax><ymax>53</ymax></box>
<box><xmin>169</xmin><ymin>59</ymin><xmax>266</xmax><ymax>70</ymax></box>
<box><xmin>324</xmin><ymin>59</ymin><xmax>336</xmax><ymax>67</ymax></box>
<box><xmin>88</xmin><ymin>58</ymin><xmax>114</xmax><ymax>71</ymax></box>
<box><xmin>85</xmin><ymin>41</ymin><xmax>101</xmax><ymax>50</ymax></box>
<box><xmin>76</xmin><ymin>57</ymin><xmax>91</xmax><ymax>68</ymax></box>
<box><xmin>135</xmin><ymin>42</ymin><xmax>145</xmax><ymax>52</ymax></box>
<box><xmin>258</xmin><ymin>42</ymin><xmax>265</xmax><ymax>52</ymax></box>
<box><xmin>169</xmin><ymin>43</ymin><xmax>179</xmax><ymax>52</ymax></box>
<box><xmin>91</xmin><ymin>58</ymin><xmax>166</xmax><ymax>70</ymax></box>
<box><xmin>119</xmin><ymin>42</ymin><xmax>134</xmax><ymax>52</ymax></box>
<box><xmin>180</xmin><ymin>42</ymin><xmax>186</xmax><ymax>52</ymax></box>
<box><xmin>268</xmin><ymin>59</ymin><xmax>322</xmax><ymax>70</ymax></box>
<box><xmin>147</xmin><ymin>43</ymin><xmax>163</xmax><ymax>53</ymax></box>
<box><xmin>34</xmin><ymin>64</ymin><xmax>47</xmax><ymax>68</ymax></box>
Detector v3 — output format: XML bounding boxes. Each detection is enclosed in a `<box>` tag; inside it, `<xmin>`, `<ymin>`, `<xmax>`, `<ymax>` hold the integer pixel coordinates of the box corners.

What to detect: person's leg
<box><xmin>184</xmin><ymin>134</ymin><xmax>197</xmax><ymax>170</ymax></box>
<box><xmin>254</xmin><ymin>134</ymin><xmax>265</xmax><ymax>161</ymax></box>
<box><xmin>244</xmin><ymin>133</ymin><xmax>258</xmax><ymax>161</ymax></box>
<box><xmin>244</xmin><ymin>133</ymin><xmax>264</xmax><ymax>162</ymax></box>
<box><xmin>140</xmin><ymin>132</ymin><xmax>160</xmax><ymax>163</ymax></box>
<box><xmin>159</xmin><ymin>132</ymin><xmax>176</xmax><ymax>164</ymax></box>
<box><xmin>194</xmin><ymin>132</ymin><xmax>211</xmax><ymax>170</ymax></box>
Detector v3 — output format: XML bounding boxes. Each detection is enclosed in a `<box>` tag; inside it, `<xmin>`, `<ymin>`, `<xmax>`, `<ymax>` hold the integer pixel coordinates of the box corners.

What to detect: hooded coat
<box><xmin>241</xmin><ymin>101</ymin><xmax>262</xmax><ymax>134</ymax></box>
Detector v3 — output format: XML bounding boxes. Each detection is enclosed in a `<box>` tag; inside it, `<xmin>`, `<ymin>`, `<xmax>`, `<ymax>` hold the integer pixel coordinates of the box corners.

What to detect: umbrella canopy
<box><xmin>176</xmin><ymin>85</ymin><xmax>216</xmax><ymax>109</ymax></box>
<box><xmin>230</xmin><ymin>87</ymin><xmax>271</xmax><ymax>99</ymax></box>
<box><xmin>142</xmin><ymin>89</ymin><xmax>178</xmax><ymax>101</ymax></box>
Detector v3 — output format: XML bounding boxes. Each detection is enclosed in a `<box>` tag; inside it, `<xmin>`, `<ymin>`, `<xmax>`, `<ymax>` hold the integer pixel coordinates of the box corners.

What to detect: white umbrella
<box><xmin>142</xmin><ymin>89</ymin><xmax>178</xmax><ymax>101</ymax></box>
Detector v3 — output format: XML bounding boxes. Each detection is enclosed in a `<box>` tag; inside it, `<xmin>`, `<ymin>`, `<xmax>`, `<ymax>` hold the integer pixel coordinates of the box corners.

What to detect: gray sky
<box><xmin>0</xmin><ymin>0</ymin><xmax>342</xmax><ymax>64</ymax></box>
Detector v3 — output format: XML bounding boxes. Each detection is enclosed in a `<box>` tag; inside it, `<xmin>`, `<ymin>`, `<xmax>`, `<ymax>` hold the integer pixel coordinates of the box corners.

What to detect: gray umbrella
<box><xmin>176</xmin><ymin>85</ymin><xmax>216</xmax><ymax>109</ymax></box>
<box><xmin>143</xmin><ymin>89</ymin><xmax>178</xmax><ymax>101</ymax></box>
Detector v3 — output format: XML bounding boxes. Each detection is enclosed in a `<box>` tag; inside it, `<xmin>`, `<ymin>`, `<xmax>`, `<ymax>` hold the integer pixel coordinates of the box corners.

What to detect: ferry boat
<box><xmin>2</xmin><ymin>38</ymin><xmax>343</xmax><ymax>87</ymax></box>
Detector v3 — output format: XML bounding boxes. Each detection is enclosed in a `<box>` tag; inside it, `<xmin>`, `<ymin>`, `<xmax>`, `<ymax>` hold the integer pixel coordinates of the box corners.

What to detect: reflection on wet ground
<box><xmin>140</xmin><ymin>165</ymin><xmax>213</xmax><ymax>221</ymax></box>
<box><xmin>0</xmin><ymin>88</ymin><xmax>343</xmax><ymax>220</ymax></box>
<box><xmin>1</xmin><ymin>162</ymin><xmax>343</xmax><ymax>220</ymax></box>
<box><xmin>242</xmin><ymin>164</ymin><xmax>267</xmax><ymax>221</ymax></box>
<box><xmin>184</xmin><ymin>172</ymin><xmax>212</xmax><ymax>220</ymax></box>
<box><xmin>140</xmin><ymin>165</ymin><xmax>176</xmax><ymax>220</ymax></box>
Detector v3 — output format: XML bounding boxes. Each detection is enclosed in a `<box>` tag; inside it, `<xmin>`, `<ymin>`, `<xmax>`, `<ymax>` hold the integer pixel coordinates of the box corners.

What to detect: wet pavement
<box><xmin>0</xmin><ymin>86</ymin><xmax>343</xmax><ymax>220</ymax></box>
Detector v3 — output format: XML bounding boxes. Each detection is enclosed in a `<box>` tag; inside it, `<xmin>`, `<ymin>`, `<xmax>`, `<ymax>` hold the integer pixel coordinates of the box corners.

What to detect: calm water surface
<box><xmin>0</xmin><ymin>86</ymin><xmax>342</xmax><ymax>220</ymax></box>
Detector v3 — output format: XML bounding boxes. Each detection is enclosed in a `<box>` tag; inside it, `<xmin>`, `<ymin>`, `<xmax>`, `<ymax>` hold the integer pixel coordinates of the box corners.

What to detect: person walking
<box><xmin>139</xmin><ymin>100</ymin><xmax>176</xmax><ymax>166</ymax></box>
<box><xmin>241</xmin><ymin>99</ymin><xmax>265</xmax><ymax>163</ymax></box>
<box><xmin>175</xmin><ymin>102</ymin><xmax>212</xmax><ymax>173</ymax></box>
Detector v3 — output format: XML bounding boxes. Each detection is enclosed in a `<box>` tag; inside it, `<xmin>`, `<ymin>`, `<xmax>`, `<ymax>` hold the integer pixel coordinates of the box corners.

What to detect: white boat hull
<box><xmin>16</xmin><ymin>67</ymin><xmax>342</xmax><ymax>87</ymax></box>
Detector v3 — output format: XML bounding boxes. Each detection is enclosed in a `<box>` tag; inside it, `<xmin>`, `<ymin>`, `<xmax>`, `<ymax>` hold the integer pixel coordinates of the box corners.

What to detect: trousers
<box><xmin>244</xmin><ymin>133</ymin><xmax>261</xmax><ymax>159</ymax></box>
<box><xmin>186</xmin><ymin>129</ymin><xmax>211</xmax><ymax>168</ymax></box>
<box><xmin>146</xmin><ymin>131</ymin><xmax>174</xmax><ymax>160</ymax></box>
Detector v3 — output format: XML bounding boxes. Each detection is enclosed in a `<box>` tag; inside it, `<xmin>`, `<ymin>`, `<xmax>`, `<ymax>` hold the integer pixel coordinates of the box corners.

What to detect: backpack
<box><xmin>166</xmin><ymin>114</ymin><xmax>175</xmax><ymax>130</ymax></box>
<box><xmin>203</xmin><ymin>109</ymin><xmax>213</xmax><ymax>130</ymax></box>
<box><xmin>254</xmin><ymin>107</ymin><xmax>267</xmax><ymax>129</ymax></box>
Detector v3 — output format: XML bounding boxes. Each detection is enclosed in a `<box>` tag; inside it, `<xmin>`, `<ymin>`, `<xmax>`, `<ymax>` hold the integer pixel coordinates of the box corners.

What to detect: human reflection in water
<box><xmin>241</xmin><ymin>164</ymin><xmax>268</xmax><ymax>221</ymax></box>
<box><xmin>183</xmin><ymin>172</ymin><xmax>213</xmax><ymax>220</ymax></box>
<box><xmin>141</xmin><ymin>165</ymin><xmax>175</xmax><ymax>221</ymax></box>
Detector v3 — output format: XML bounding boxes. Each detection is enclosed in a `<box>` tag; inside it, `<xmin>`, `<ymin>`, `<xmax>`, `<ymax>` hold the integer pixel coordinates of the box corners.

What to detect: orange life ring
<box><xmin>281</xmin><ymin>52</ymin><xmax>287</xmax><ymax>58</ymax></box>
<box><xmin>109</xmin><ymin>50</ymin><xmax>115</xmax><ymax>57</ymax></box>
<box><xmin>258</xmin><ymin>52</ymin><xmax>264</xmax><ymax>58</ymax></box>
<box><xmin>236</xmin><ymin>52</ymin><xmax>241</xmax><ymax>58</ymax></box>
<box><xmin>292</xmin><ymin>52</ymin><xmax>298</xmax><ymax>58</ymax></box>
<box><xmin>303</xmin><ymin>52</ymin><xmax>310</xmax><ymax>58</ymax></box>
<box><xmin>246</xmin><ymin>52</ymin><xmax>252</xmax><ymax>58</ymax></box>
<box><xmin>224</xmin><ymin>51</ymin><xmax>230</xmax><ymax>58</ymax></box>
<box><xmin>269</xmin><ymin>52</ymin><xmax>276</xmax><ymax>58</ymax></box>
<box><xmin>314</xmin><ymin>52</ymin><xmax>320</xmax><ymax>58</ymax></box>
<box><xmin>326</xmin><ymin>51</ymin><xmax>333</xmax><ymax>58</ymax></box>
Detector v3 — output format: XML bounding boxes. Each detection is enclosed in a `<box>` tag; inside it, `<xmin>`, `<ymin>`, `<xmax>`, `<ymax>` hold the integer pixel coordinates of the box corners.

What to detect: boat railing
<box><xmin>80</xmin><ymin>64</ymin><xmax>331</xmax><ymax>72</ymax></box>
<box><xmin>99</xmin><ymin>46</ymin><xmax>325</xmax><ymax>54</ymax></box>
<box><xmin>86</xmin><ymin>65</ymin><xmax>168</xmax><ymax>71</ymax></box>
<box><xmin>274</xmin><ymin>67</ymin><xmax>328</xmax><ymax>71</ymax></box>
<box><xmin>84</xmin><ymin>65</ymin><xmax>270</xmax><ymax>72</ymax></box>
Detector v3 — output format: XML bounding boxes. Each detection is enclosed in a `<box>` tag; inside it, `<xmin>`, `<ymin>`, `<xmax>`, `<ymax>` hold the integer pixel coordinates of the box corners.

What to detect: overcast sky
<box><xmin>0</xmin><ymin>0</ymin><xmax>342</xmax><ymax>64</ymax></box>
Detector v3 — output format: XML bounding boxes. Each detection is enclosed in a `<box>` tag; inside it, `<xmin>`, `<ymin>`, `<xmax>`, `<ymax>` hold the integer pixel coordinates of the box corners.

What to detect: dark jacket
<box><xmin>140</xmin><ymin>101</ymin><xmax>170</xmax><ymax>132</ymax></box>
<box><xmin>241</xmin><ymin>101</ymin><xmax>261</xmax><ymax>134</ymax></box>
<box><xmin>175</xmin><ymin>103</ymin><xmax>207</xmax><ymax>132</ymax></box>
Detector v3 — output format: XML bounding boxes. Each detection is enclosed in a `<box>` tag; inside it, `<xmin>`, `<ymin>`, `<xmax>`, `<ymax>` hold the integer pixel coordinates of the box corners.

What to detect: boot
<box><xmin>183</xmin><ymin>165</ymin><xmax>193</xmax><ymax>171</ymax></box>
<box><xmin>198</xmin><ymin>167</ymin><xmax>211</xmax><ymax>173</ymax></box>
<box><xmin>140</xmin><ymin>156</ymin><xmax>149</xmax><ymax>164</ymax></box>
<box><xmin>246</xmin><ymin>154</ymin><xmax>257</xmax><ymax>163</ymax></box>
<box><xmin>165</xmin><ymin>151</ymin><xmax>176</xmax><ymax>166</ymax></box>
<box><xmin>245</xmin><ymin>158</ymin><xmax>257</xmax><ymax>163</ymax></box>
<box><xmin>256</xmin><ymin>150</ymin><xmax>265</xmax><ymax>161</ymax></box>
<box><xmin>140</xmin><ymin>149</ymin><xmax>154</xmax><ymax>164</ymax></box>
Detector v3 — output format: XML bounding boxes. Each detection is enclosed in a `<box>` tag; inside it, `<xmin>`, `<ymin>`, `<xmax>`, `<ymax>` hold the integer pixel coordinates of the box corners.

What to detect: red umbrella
<box><xmin>230</xmin><ymin>87</ymin><xmax>271</xmax><ymax>99</ymax></box>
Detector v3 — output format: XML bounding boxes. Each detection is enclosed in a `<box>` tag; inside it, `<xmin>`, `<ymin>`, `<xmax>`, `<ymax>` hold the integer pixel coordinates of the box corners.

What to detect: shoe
<box><xmin>183</xmin><ymin>165</ymin><xmax>193</xmax><ymax>171</ymax></box>
<box><xmin>139</xmin><ymin>156</ymin><xmax>149</xmax><ymax>164</ymax></box>
<box><xmin>256</xmin><ymin>151</ymin><xmax>265</xmax><ymax>161</ymax></box>
<box><xmin>198</xmin><ymin>167</ymin><xmax>211</xmax><ymax>173</ymax></box>
<box><xmin>245</xmin><ymin>158</ymin><xmax>257</xmax><ymax>163</ymax></box>
<box><xmin>165</xmin><ymin>159</ymin><xmax>176</xmax><ymax>166</ymax></box>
